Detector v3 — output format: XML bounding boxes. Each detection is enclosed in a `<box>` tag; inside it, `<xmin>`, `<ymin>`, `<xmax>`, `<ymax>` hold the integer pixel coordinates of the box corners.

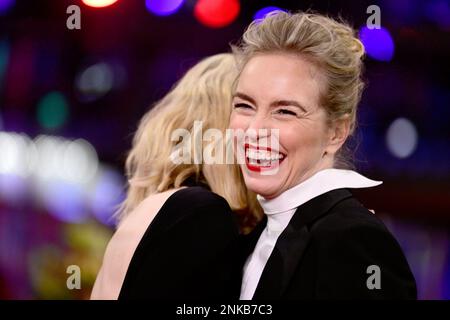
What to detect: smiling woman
<box><xmin>230</xmin><ymin>11</ymin><xmax>417</xmax><ymax>300</ymax></box>
<box><xmin>231</xmin><ymin>53</ymin><xmax>332</xmax><ymax>198</ymax></box>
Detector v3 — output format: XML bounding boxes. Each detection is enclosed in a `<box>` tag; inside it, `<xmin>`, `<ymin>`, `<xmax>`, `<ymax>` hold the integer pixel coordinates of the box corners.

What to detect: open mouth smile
<box><xmin>244</xmin><ymin>143</ymin><xmax>286</xmax><ymax>172</ymax></box>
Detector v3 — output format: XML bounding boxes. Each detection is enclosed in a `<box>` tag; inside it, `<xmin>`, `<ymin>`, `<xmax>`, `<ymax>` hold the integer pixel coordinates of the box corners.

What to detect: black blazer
<box><xmin>119</xmin><ymin>186</ymin><xmax>241</xmax><ymax>299</ymax></box>
<box><xmin>239</xmin><ymin>188</ymin><xmax>417</xmax><ymax>299</ymax></box>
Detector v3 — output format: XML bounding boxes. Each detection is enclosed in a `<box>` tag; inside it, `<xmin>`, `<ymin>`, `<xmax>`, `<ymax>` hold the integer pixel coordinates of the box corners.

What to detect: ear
<box><xmin>325</xmin><ymin>115</ymin><xmax>351</xmax><ymax>156</ymax></box>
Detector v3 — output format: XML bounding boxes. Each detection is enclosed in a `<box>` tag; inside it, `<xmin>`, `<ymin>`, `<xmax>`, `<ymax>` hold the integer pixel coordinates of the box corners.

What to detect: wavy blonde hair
<box><xmin>117</xmin><ymin>53</ymin><xmax>261</xmax><ymax>230</ymax></box>
<box><xmin>232</xmin><ymin>11</ymin><xmax>365</xmax><ymax>168</ymax></box>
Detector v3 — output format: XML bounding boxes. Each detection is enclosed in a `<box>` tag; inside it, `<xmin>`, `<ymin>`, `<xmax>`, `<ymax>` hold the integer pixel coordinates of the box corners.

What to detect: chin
<box><xmin>241</xmin><ymin>170</ymin><xmax>282</xmax><ymax>198</ymax></box>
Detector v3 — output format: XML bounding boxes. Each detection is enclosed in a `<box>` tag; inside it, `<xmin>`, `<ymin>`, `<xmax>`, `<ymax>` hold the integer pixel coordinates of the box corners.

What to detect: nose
<box><xmin>246</xmin><ymin>112</ymin><xmax>272</xmax><ymax>145</ymax></box>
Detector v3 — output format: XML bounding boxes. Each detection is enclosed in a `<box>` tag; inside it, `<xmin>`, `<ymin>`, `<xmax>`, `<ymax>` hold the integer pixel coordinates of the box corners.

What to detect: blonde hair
<box><xmin>117</xmin><ymin>53</ymin><xmax>261</xmax><ymax>230</ymax></box>
<box><xmin>232</xmin><ymin>11</ymin><xmax>365</xmax><ymax>168</ymax></box>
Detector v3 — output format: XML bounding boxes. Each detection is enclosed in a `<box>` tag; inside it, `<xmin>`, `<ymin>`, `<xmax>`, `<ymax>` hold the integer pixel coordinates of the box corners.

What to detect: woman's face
<box><xmin>229</xmin><ymin>53</ymin><xmax>334</xmax><ymax>199</ymax></box>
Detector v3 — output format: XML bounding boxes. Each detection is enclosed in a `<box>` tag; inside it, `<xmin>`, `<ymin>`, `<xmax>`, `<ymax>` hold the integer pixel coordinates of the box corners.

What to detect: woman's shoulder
<box><xmin>309</xmin><ymin>194</ymin><xmax>405</xmax><ymax>256</ymax></box>
<box><xmin>169</xmin><ymin>186</ymin><xmax>231</xmax><ymax>208</ymax></box>
<box><xmin>139</xmin><ymin>186</ymin><xmax>231</xmax><ymax>215</ymax></box>
<box><xmin>148</xmin><ymin>186</ymin><xmax>236</xmax><ymax>231</ymax></box>
<box><xmin>119</xmin><ymin>186</ymin><xmax>240</xmax><ymax>299</ymax></box>
<box><xmin>162</xmin><ymin>186</ymin><xmax>232</xmax><ymax>218</ymax></box>
<box><xmin>313</xmin><ymin>194</ymin><xmax>386</xmax><ymax>231</ymax></box>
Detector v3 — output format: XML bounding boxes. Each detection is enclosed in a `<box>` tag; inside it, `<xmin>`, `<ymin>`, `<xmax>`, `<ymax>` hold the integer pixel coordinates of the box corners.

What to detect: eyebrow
<box><xmin>233</xmin><ymin>92</ymin><xmax>308</xmax><ymax>113</ymax></box>
<box><xmin>233</xmin><ymin>92</ymin><xmax>257</xmax><ymax>105</ymax></box>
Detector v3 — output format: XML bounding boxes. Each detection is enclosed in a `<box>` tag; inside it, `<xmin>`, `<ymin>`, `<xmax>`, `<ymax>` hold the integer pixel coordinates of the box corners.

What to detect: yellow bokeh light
<box><xmin>82</xmin><ymin>0</ymin><xmax>119</xmax><ymax>8</ymax></box>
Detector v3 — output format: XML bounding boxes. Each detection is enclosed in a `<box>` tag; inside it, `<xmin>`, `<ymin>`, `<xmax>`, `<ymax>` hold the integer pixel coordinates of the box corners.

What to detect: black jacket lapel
<box><xmin>252</xmin><ymin>188</ymin><xmax>353</xmax><ymax>299</ymax></box>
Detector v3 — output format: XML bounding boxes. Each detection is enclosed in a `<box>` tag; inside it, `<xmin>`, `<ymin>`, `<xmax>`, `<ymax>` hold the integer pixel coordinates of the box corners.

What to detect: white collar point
<box><xmin>257</xmin><ymin>169</ymin><xmax>382</xmax><ymax>215</ymax></box>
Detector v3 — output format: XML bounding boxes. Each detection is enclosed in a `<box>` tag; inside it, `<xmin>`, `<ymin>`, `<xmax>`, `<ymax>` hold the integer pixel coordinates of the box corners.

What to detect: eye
<box><xmin>233</xmin><ymin>103</ymin><xmax>254</xmax><ymax>110</ymax></box>
<box><xmin>275</xmin><ymin>108</ymin><xmax>298</xmax><ymax>116</ymax></box>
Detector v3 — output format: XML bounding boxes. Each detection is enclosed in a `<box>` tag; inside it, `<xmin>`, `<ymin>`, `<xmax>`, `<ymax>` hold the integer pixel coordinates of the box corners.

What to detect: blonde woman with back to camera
<box><xmin>91</xmin><ymin>53</ymin><xmax>260</xmax><ymax>300</ymax></box>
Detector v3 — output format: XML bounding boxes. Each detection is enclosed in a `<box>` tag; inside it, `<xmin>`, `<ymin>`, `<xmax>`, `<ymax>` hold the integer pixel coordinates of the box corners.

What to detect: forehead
<box><xmin>236</xmin><ymin>53</ymin><xmax>324</xmax><ymax>107</ymax></box>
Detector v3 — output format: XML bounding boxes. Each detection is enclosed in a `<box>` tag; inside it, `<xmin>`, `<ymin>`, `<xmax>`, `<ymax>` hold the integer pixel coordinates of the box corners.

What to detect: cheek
<box><xmin>229</xmin><ymin>112</ymin><xmax>247</xmax><ymax>130</ymax></box>
<box><xmin>280</xmin><ymin>124</ymin><xmax>325</xmax><ymax>155</ymax></box>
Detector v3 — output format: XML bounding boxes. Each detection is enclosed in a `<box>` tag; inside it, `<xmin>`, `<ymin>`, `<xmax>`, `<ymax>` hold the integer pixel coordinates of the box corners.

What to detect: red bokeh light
<box><xmin>194</xmin><ymin>0</ymin><xmax>240</xmax><ymax>28</ymax></box>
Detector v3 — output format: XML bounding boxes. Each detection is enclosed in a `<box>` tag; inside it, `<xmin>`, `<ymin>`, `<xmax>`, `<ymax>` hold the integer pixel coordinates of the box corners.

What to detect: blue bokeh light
<box><xmin>42</xmin><ymin>180</ymin><xmax>89</xmax><ymax>224</ymax></box>
<box><xmin>145</xmin><ymin>0</ymin><xmax>185</xmax><ymax>16</ymax></box>
<box><xmin>253</xmin><ymin>6</ymin><xmax>286</xmax><ymax>21</ymax></box>
<box><xmin>0</xmin><ymin>0</ymin><xmax>14</xmax><ymax>15</ymax></box>
<box><xmin>360</xmin><ymin>26</ymin><xmax>395</xmax><ymax>62</ymax></box>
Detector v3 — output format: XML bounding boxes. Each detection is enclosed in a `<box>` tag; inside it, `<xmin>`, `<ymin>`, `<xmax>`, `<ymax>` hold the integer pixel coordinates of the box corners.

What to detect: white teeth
<box><xmin>245</xmin><ymin>148</ymin><xmax>284</xmax><ymax>163</ymax></box>
<box><xmin>270</xmin><ymin>154</ymin><xmax>280</xmax><ymax>160</ymax></box>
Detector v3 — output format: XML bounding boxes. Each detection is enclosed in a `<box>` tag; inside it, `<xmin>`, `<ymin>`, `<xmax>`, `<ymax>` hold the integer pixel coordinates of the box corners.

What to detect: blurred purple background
<box><xmin>0</xmin><ymin>0</ymin><xmax>449</xmax><ymax>299</ymax></box>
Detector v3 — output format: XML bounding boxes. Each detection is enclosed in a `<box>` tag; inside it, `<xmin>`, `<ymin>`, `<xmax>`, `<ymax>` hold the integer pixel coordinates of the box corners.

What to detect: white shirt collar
<box><xmin>257</xmin><ymin>168</ymin><xmax>382</xmax><ymax>215</ymax></box>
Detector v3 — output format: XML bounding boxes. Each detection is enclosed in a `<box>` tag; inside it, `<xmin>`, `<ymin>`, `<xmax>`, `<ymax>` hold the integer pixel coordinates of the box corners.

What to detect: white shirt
<box><xmin>239</xmin><ymin>168</ymin><xmax>382</xmax><ymax>300</ymax></box>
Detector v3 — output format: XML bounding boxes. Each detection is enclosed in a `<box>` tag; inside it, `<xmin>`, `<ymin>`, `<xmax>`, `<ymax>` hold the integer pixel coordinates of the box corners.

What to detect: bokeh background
<box><xmin>0</xmin><ymin>0</ymin><xmax>449</xmax><ymax>299</ymax></box>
